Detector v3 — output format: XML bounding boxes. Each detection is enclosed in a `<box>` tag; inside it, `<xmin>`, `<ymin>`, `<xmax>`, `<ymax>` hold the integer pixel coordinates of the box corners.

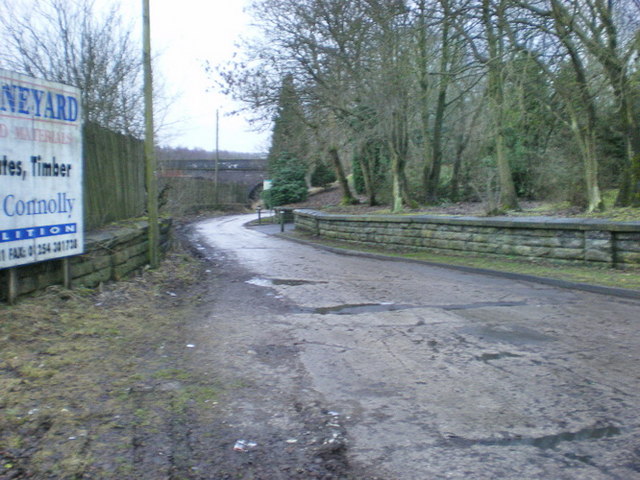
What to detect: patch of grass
<box><xmin>186</xmin><ymin>385</ymin><xmax>219</xmax><ymax>406</ymax></box>
<box><xmin>153</xmin><ymin>368</ymin><xmax>192</xmax><ymax>381</ymax></box>
<box><xmin>401</xmin><ymin>250</ymin><xmax>640</xmax><ymax>290</ymax></box>
<box><xmin>16</xmin><ymin>363</ymin><xmax>57</xmax><ymax>379</ymax></box>
<box><xmin>581</xmin><ymin>206</ymin><xmax>640</xmax><ymax>222</ymax></box>
<box><xmin>246</xmin><ymin>214</ymin><xmax>279</xmax><ymax>226</ymax></box>
<box><xmin>0</xmin><ymin>249</ymin><xmax>217</xmax><ymax>479</ymax></box>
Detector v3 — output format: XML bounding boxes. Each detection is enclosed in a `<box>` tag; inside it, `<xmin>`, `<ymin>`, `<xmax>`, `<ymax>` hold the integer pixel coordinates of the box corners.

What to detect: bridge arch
<box><xmin>159</xmin><ymin>158</ymin><xmax>268</xmax><ymax>207</ymax></box>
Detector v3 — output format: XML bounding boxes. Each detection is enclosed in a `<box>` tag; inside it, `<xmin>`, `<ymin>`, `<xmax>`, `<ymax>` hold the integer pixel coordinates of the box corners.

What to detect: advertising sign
<box><xmin>0</xmin><ymin>69</ymin><xmax>84</xmax><ymax>269</ymax></box>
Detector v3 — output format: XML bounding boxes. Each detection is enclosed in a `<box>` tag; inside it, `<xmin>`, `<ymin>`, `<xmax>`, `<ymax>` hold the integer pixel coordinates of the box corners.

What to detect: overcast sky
<box><xmin>148</xmin><ymin>0</ymin><xmax>270</xmax><ymax>153</ymax></box>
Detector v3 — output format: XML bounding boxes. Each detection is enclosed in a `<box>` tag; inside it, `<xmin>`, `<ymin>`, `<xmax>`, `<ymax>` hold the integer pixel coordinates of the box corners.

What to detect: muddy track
<box><xmin>170</xmin><ymin>221</ymin><xmax>382</xmax><ymax>479</ymax></box>
<box><xmin>4</xmin><ymin>215</ymin><xmax>640</xmax><ymax>479</ymax></box>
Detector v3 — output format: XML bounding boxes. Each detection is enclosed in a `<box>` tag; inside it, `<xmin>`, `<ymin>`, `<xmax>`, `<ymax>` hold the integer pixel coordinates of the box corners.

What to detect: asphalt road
<box><xmin>193</xmin><ymin>213</ymin><xmax>640</xmax><ymax>479</ymax></box>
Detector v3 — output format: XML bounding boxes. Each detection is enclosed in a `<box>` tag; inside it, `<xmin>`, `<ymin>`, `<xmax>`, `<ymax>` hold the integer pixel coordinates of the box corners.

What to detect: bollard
<box><xmin>280</xmin><ymin>210</ymin><xmax>285</xmax><ymax>232</ymax></box>
<box><xmin>256</xmin><ymin>207</ymin><xmax>262</xmax><ymax>225</ymax></box>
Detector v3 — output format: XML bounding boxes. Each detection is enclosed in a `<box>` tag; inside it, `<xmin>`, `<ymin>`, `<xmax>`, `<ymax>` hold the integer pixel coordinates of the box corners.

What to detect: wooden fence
<box><xmin>83</xmin><ymin>122</ymin><xmax>146</xmax><ymax>230</ymax></box>
<box><xmin>83</xmin><ymin>123</ymin><xmax>254</xmax><ymax>222</ymax></box>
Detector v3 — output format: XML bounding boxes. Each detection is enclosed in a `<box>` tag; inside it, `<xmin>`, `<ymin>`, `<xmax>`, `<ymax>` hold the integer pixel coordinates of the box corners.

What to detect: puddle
<box><xmin>246</xmin><ymin>277</ymin><xmax>327</xmax><ymax>287</ymax></box>
<box><xmin>527</xmin><ymin>425</ymin><xmax>621</xmax><ymax>449</ymax></box>
<box><xmin>272</xmin><ymin>278</ymin><xmax>327</xmax><ymax>286</ymax></box>
<box><xmin>294</xmin><ymin>300</ymin><xmax>527</xmax><ymax>316</ymax></box>
<box><xmin>243</xmin><ymin>282</ymin><xmax>528</xmax><ymax>317</ymax></box>
<box><xmin>476</xmin><ymin>351</ymin><xmax>523</xmax><ymax>363</ymax></box>
<box><xmin>246</xmin><ymin>277</ymin><xmax>274</xmax><ymax>287</ymax></box>
<box><xmin>461</xmin><ymin>324</ymin><xmax>556</xmax><ymax>345</ymax></box>
<box><xmin>447</xmin><ymin>424</ymin><xmax>621</xmax><ymax>450</ymax></box>
<box><xmin>298</xmin><ymin>303</ymin><xmax>416</xmax><ymax>315</ymax></box>
<box><xmin>443</xmin><ymin>301</ymin><xmax>527</xmax><ymax>310</ymax></box>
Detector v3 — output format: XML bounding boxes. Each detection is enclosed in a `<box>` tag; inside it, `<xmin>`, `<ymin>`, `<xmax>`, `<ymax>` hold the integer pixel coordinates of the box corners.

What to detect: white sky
<box><xmin>148</xmin><ymin>0</ymin><xmax>270</xmax><ymax>154</ymax></box>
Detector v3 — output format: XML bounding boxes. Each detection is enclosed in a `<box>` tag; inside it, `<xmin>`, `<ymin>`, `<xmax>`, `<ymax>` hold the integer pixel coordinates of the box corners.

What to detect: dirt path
<box><xmin>1</xmin><ymin>217</ymin><xmax>373</xmax><ymax>480</ymax></box>
<box><xmin>177</xmin><ymin>218</ymin><xmax>380</xmax><ymax>479</ymax></box>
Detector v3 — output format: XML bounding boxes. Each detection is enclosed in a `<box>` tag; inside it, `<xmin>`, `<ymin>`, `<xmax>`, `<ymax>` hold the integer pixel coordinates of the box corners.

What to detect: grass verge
<box><xmin>0</xmin><ymin>249</ymin><xmax>214</xmax><ymax>479</ymax></box>
<box><xmin>284</xmin><ymin>231</ymin><xmax>640</xmax><ymax>292</ymax></box>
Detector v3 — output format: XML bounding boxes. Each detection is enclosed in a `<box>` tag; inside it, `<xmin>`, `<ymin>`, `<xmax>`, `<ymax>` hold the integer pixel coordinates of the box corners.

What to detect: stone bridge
<box><xmin>160</xmin><ymin>158</ymin><xmax>268</xmax><ymax>201</ymax></box>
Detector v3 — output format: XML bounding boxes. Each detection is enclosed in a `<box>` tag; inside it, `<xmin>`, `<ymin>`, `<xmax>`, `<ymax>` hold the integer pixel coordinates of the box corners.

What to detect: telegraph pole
<box><xmin>143</xmin><ymin>0</ymin><xmax>159</xmax><ymax>268</ymax></box>
<box><xmin>215</xmin><ymin>109</ymin><xmax>220</xmax><ymax>204</ymax></box>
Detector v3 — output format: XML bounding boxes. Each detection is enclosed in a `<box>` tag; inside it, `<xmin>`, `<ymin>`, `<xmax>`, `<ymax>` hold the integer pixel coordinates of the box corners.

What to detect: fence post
<box><xmin>62</xmin><ymin>258</ymin><xmax>72</xmax><ymax>289</ymax></box>
<box><xmin>7</xmin><ymin>268</ymin><xmax>18</xmax><ymax>305</ymax></box>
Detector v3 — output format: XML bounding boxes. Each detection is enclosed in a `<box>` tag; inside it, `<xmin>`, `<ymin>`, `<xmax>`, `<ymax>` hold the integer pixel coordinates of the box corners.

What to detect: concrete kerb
<box><xmin>270</xmin><ymin>230</ymin><xmax>640</xmax><ymax>301</ymax></box>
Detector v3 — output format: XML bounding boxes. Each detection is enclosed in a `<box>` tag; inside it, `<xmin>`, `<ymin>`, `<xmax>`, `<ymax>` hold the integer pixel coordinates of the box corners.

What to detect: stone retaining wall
<box><xmin>294</xmin><ymin>209</ymin><xmax>640</xmax><ymax>267</ymax></box>
<box><xmin>2</xmin><ymin>218</ymin><xmax>172</xmax><ymax>301</ymax></box>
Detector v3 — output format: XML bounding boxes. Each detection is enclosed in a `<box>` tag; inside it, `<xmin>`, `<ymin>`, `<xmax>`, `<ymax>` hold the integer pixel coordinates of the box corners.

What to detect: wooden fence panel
<box><xmin>83</xmin><ymin>123</ymin><xmax>145</xmax><ymax>230</ymax></box>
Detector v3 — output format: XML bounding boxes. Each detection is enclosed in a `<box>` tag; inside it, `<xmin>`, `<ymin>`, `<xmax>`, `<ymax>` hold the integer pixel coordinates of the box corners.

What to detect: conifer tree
<box><xmin>264</xmin><ymin>75</ymin><xmax>308</xmax><ymax>206</ymax></box>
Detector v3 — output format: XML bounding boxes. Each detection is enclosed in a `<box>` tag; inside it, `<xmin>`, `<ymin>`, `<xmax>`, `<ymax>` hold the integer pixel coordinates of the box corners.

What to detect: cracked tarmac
<box><xmin>190</xmin><ymin>213</ymin><xmax>640</xmax><ymax>479</ymax></box>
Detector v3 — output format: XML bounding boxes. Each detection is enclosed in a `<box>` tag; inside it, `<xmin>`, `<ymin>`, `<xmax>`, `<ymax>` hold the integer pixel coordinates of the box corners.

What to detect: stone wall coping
<box><xmin>294</xmin><ymin>209</ymin><xmax>640</xmax><ymax>232</ymax></box>
<box><xmin>85</xmin><ymin>218</ymin><xmax>171</xmax><ymax>248</ymax></box>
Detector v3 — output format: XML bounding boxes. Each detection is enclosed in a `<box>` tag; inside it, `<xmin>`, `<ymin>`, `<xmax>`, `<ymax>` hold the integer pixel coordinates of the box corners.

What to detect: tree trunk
<box><xmin>568</xmin><ymin>112</ymin><xmax>603</xmax><ymax>212</ymax></box>
<box><xmin>391</xmin><ymin>150</ymin><xmax>403</xmax><ymax>213</ymax></box>
<box><xmin>450</xmin><ymin>134</ymin><xmax>468</xmax><ymax>202</ymax></box>
<box><xmin>328</xmin><ymin>147</ymin><xmax>357</xmax><ymax>205</ymax></box>
<box><xmin>495</xmin><ymin>127</ymin><xmax>518</xmax><ymax>210</ymax></box>
<box><xmin>417</xmin><ymin>0</ymin><xmax>433</xmax><ymax>202</ymax></box>
<box><xmin>482</xmin><ymin>0</ymin><xmax>519</xmax><ymax>211</ymax></box>
<box><xmin>358</xmin><ymin>141</ymin><xmax>378</xmax><ymax>206</ymax></box>
<box><xmin>426</xmin><ymin>0</ymin><xmax>452</xmax><ymax>204</ymax></box>
<box><xmin>614</xmin><ymin>96</ymin><xmax>640</xmax><ymax>206</ymax></box>
<box><xmin>549</xmin><ymin>0</ymin><xmax>604</xmax><ymax>212</ymax></box>
<box><xmin>390</xmin><ymin>109</ymin><xmax>410</xmax><ymax>212</ymax></box>
<box><xmin>427</xmin><ymin>81</ymin><xmax>448</xmax><ymax>203</ymax></box>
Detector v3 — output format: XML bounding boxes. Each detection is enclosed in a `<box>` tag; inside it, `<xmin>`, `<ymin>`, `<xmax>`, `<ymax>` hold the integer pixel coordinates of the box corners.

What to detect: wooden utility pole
<box><xmin>215</xmin><ymin>109</ymin><xmax>220</xmax><ymax>204</ymax></box>
<box><xmin>143</xmin><ymin>0</ymin><xmax>159</xmax><ymax>268</ymax></box>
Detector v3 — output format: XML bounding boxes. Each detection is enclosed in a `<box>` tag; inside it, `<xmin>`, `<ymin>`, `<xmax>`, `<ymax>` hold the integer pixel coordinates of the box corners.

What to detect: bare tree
<box><xmin>502</xmin><ymin>1</ymin><xmax>604</xmax><ymax>211</ymax></box>
<box><xmin>479</xmin><ymin>0</ymin><xmax>520</xmax><ymax>210</ymax></box>
<box><xmin>523</xmin><ymin>0</ymin><xmax>640</xmax><ymax>206</ymax></box>
<box><xmin>216</xmin><ymin>0</ymin><xmax>639</xmax><ymax>211</ymax></box>
<box><xmin>216</xmin><ymin>0</ymin><xmax>380</xmax><ymax>204</ymax></box>
<box><xmin>413</xmin><ymin>0</ymin><xmax>459</xmax><ymax>204</ymax></box>
<box><xmin>0</xmin><ymin>0</ymin><xmax>145</xmax><ymax>136</ymax></box>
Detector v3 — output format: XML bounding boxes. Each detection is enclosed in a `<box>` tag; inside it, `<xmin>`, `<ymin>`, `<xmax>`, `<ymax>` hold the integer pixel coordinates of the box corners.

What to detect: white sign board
<box><xmin>0</xmin><ymin>69</ymin><xmax>84</xmax><ymax>269</ymax></box>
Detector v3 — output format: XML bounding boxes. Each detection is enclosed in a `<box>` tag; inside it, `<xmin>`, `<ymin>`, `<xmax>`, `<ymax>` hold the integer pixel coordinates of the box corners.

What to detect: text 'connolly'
<box><xmin>2</xmin><ymin>193</ymin><xmax>76</xmax><ymax>218</ymax></box>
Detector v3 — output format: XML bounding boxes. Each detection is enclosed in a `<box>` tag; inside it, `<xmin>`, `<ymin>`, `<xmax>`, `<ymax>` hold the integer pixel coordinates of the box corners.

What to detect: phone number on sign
<box><xmin>0</xmin><ymin>239</ymin><xmax>78</xmax><ymax>261</ymax></box>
